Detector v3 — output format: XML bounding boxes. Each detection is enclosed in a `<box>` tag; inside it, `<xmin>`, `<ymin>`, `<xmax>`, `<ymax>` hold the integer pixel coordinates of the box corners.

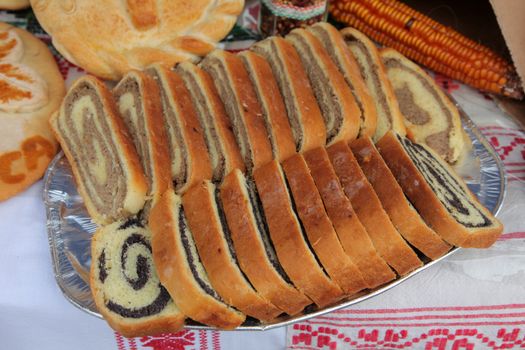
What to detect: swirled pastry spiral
<box><xmin>90</xmin><ymin>217</ymin><xmax>184</xmax><ymax>337</ymax></box>
<box><xmin>50</xmin><ymin>76</ymin><xmax>147</xmax><ymax>225</ymax></box>
<box><xmin>377</xmin><ymin>131</ymin><xmax>503</xmax><ymax>248</ymax></box>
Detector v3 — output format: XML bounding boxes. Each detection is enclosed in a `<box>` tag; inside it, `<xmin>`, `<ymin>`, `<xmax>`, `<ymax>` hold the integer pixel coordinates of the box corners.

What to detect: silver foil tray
<box><xmin>43</xmin><ymin>107</ymin><xmax>506</xmax><ymax>331</ymax></box>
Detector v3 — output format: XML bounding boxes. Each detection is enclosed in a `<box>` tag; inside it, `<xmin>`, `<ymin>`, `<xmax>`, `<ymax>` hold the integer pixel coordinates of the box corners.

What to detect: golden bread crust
<box><xmin>253</xmin><ymin>161</ymin><xmax>344</xmax><ymax>307</ymax></box>
<box><xmin>340</xmin><ymin>28</ymin><xmax>406</xmax><ymax>140</ymax></box>
<box><xmin>350</xmin><ymin>137</ymin><xmax>451</xmax><ymax>259</ymax></box>
<box><xmin>30</xmin><ymin>0</ymin><xmax>245</xmax><ymax>80</ymax></box>
<box><xmin>327</xmin><ymin>141</ymin><xmax>422</xmax><ymax>275</ymax></box>
<box><xmin>202</xmin><ymin>50</ymin><xmax>273</xmax><ymax>171</ymax></box>
<box><xmin>239</xmin><ymin>51</ymin><xmax>296</xmax><ymax>162</ymax></box>
<box><xmin>376</xmin><ymin>131</ymin><xmax>503</xmax><ymax>248</ymax></box>
<box><xmin>149</xmin><ymin>190</ymin><xmax>245</xmax><ymax>329</ymax></box>
<box><xmin>182</xmin><ymin>181</ymin><xmax>282</xmax><ymax>322</ymax></box>
<box><xmin>0</xmin><ymin>22</ymin><xmax>64</xmax><ymax>201</ymax></box>
<box><xmin>0</xmin><ymin>0</ymin><xmax>29</xmax><ymax>10</ymax></box>
<box><xmin>220</xmin><ymin>170</ymin><xmax>311</xmax><ymax>316</ymax></box>
<box><xmin>149</xmin><ymin>65</ymin><xmax>213</xmax><ymax>193</ymax></box>
<box><xmin>251</xmin><ymin>37</ymin><xmax>326</xmax><ymax>152</ymax></box>
<box><xmin>282</xmin><ymin>154</ymin><xmax>367</xmax><ymax>295</ymax></box>
<box><xmin>287</xmin><ymin>28</ymin><xmax>361</xmax><ymax>144</ymax></box>
<box><xmin>303</xmin><ymin>147</ymin><xmax>395</xmax><ymax>289</ymax></box>
<box><xmin>308</xmin><ymin>23</ymin><xmax>378</xmax><ymax>138</ymax></box>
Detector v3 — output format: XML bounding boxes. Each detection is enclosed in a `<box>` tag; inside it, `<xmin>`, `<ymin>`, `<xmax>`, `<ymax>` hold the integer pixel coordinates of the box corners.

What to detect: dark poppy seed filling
<box><xmin>398</xmin><ymin>135</ymin><xmax>491</xmax><ymax>228</ymax></box>
<box><xmin>98</xmin><ymin>250</ymin><xmax>108</xmax><ymax>283</ymax></box>
<box><xmin>118</xmin><ymin>216</ymin><xmax>143</xmax><ymax>230</ymax></box>
<box><xmin>245</xmin><ymin>177</ymin><xmax>293</xmax><ymax>284</ymax></box>
<box><xmin>121</xmin><ymin>234</ymin><xmax>151</xmax><ymax>291</ymax></box>
<box><xmin>95</xmin><ymin>218</ymin><xmax>176</xmax><ymax>319</ymax></box>
<box><xmin>213</xmin><ymin>188</ymin><xmax>240</xmax><ymax>265</ymax></box>
<box><xmin>178</xmin><ymin>209</ymin><xmax>223</xmax><ymax>301</ymax></box>
<box><xmin>106</xmin><ymin>287</ymin><xmax>171</xmax><ymax>319</ymax></box>
<box><xmin>281</xmin><ymin>168</ymin><xmax>328</xmax><ymax>275</ymax></box>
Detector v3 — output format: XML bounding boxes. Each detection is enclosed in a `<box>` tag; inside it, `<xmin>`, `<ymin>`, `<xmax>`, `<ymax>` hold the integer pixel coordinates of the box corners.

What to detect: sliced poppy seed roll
<box><xmin>377</xmin><ymin>131</ymin><xmax>503</xmax><ymax>248</ymax></box>
<box><xmin>90</xmin><ymin>217</ymin><xmax>185</xmax><ymax>337</ymax></box>
<box><xmin>149</xmin><ymin>190</ymin><xmax>246</xmax><ymax>329</ymax></box>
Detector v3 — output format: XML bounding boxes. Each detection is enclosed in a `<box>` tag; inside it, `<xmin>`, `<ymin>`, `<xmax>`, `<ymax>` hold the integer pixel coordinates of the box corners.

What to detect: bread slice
<box><xmin>308</xmin><ymin>23</ymin><xmax>377</xmax><ymax>138</ymax></box>
<box><xmin>303</xmin><ymin>147</ymin><xmax>395</xmax><ymax>289</ymax></box>
<box><xmin>251</xmin><ymin>36</ymin><xmax>326</xmax><ymax>153</ymax></box>
<box><xmin>149</xmin><ymin>190</ymin><xmax>245</xmax><ymax>329</ymax></box>
<box><xmin>253</xmin><ymin>160</ymin><xmax>344</xmax><ymax>307</ymax></box>
<box><xmin>90</xmin><ymin>217</ymin><xmax>184</xmax><ymax>337</ymax></box>
<box><xmin>50</xmin><ymin>76</ymin><xmax>147</xmax><ymax>225</ymax></box>
<box><xmin>201</xmin><ymin>50</ymin><xmax>273</xmax><ymax>172</ymax></box>
<box><xmin>340</xmin><ymin>28</ymin><xmax>406</xmax><ymax>141</ymax></box>
<box><xmin>112</xmin><ymin>70</ymin><xmax>172</xmax><ymax>216</ymax></box>
<box><xmin>238</xmin><ymin>51</ymin><xmax>296</xmax><ymax>162</ymax></box>
<box><xmin>286</xmin><ymin>28</ymin><xmax>361</xmax><ymax>144</ymax></box>
<box><xmin>175</xmin><ymin>62</ymin><xmax>244</xmax><ymax>182</ymax></box>
<box><xmin>281</xmin><ymin>154</ymin><xmax>367</xmax><ymax>295</ymax></box>
<box><xmin>350</xmin><ymin>137</ymin><xmax>451</xmax><ymax>260</ymax></box>
<box><xmin>182</xmin><ymin>181</ymin><xmax>283</xmax><ymax>322</ymax></box>
<box><xmin>220</xmin><ymin>169</ymin><xmax>312</xmax><ymax>315</ymax></box>
<box><xmin>376</xmin><ymin>131</ymin><xmax>503</xmax><ymax>248</ymax></box>
<box><xmin>380</xmin><ymin>48</ymin><xmax>465</xmax><ymax>163</ymax></box>
<box><xmin>145</xmin><ymin>64</ymin><xmax>212</xmax><ymax>193</ymax></box>
<box><xmin>327</xmin><ymin>141</ymin><xmax>423</xmax><ymax>275</ymax></box>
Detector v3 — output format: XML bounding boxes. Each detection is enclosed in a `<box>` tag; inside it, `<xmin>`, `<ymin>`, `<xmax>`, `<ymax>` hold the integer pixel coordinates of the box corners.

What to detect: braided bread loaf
<box><xmin>30</xmin><ymin>0</ymin><xmax>244</xmax><ymax>80</ymax></box>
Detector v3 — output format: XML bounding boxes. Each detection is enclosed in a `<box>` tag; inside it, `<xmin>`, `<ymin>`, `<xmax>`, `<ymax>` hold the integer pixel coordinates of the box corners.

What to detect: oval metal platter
<box><xmin>43</xmin><ymin>105</ymin><xmax>506</xmax><ymax>330</ymax></box>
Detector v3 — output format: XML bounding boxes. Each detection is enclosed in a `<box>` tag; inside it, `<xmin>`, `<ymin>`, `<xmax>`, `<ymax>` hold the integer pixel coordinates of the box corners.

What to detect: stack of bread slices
<box><xmin>50</xmin><ymin>23</ymin><xmax>503</xmax><ymax>336</ymax></box>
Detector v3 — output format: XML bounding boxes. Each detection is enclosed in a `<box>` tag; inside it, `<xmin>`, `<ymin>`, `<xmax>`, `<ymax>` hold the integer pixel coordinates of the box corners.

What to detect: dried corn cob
<box><xmin>330</xmin><ymin>0</ymin><xmax>523</xmax><ymax>99</ymax></box>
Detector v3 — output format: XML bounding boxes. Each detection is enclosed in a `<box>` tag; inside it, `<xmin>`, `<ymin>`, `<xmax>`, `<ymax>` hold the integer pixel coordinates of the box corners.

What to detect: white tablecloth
<box><xmin>1</xmin><ymin>4</ymin><xmax>525</xmax><ymax>349</ymax></box>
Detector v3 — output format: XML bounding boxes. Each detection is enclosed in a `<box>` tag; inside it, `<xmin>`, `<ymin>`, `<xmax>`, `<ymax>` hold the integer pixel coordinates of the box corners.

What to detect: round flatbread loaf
<box><xmin>30</xmin><ymin>0</ymin><xmax>245</xmax><ymax>80</ymax></box>
<box><xmin>0</xmin><ymin>0</ymin><xmax>29</xmax><ymax>10</ymax></box>
<box><xmin>0</xmin><ymin>22</ymin><xmax>65</xmax><ymax>201</ymax></box>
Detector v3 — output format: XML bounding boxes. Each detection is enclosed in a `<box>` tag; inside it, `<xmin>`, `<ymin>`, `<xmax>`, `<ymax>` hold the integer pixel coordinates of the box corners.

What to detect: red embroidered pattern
<box><xmin>480</xmin><ymin>126</ymin><xmax>525</xmax><ymax>183</ymax></box>
<box><xmin>287</xmin><ymin>304</ymin><xmax>525</xmax><ymax>349</ymax></box>
<box><xmin>114</xmin><ymin>330</ymin><xmax>223</xmax><ymax>350</ymax></box>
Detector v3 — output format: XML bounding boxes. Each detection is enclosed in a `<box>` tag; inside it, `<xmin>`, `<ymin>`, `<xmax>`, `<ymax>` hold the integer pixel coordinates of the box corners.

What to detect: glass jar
<box><xmin>259</xmin><ymin>0</ymin><xmax>329</xmax><ymax>38</ymax></box>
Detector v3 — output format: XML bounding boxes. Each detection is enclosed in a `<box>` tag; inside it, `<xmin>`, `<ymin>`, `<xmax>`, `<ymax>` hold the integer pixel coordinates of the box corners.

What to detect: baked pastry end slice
<box><xmin>377</xmin><ymin>131</ymin><xmax>503</xmax><ymax>248</ymax></box>
<box><xmin>380</xmin><ymin>48</ymin><xmax>465</xmax><ymax>163</ymax></box>
<box><xmin>90</xmin><ymin>218</ymin><xmax>184</xmax><ymax>337</ymax></box>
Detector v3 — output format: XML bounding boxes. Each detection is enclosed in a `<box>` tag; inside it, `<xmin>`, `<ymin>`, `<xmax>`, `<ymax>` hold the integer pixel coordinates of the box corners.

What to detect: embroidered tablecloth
<box><xmin>1</xmin><ymin>3</ymin><xmax>524</xmax><ymax>350</ymax></box>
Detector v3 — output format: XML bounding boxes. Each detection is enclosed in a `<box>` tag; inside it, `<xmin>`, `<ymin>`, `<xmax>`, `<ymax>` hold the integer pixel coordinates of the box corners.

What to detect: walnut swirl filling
<box><xmin>57</xmin><ymin>82</ymin><xmax>128</xmax><ymax>219</ymax></box>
